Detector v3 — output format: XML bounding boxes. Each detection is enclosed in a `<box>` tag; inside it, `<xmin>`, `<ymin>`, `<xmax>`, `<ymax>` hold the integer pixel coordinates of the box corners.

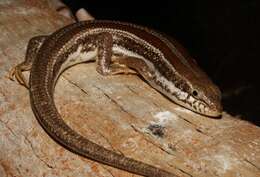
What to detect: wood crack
<box><xmin>24</xmin><ymin>136</ymin><xmax>55</xmax><ymax>169</ymax></box>
<box><xmin>15</xmin><ymin>167</ymin><xmax>22</xmax><ymax>177</ymax></box>
<box><xmin>0</xmin><ymin>119</ymin><xmax>17</xmax><ymax>137</ymax></box>
<box><xmin>131</xmin><ymin>124</ymin><xmax>174</xmax><ymax>155</ymax></box>
<box><xmin>125</xmin><ymin>85</ymin><xmax>163</xmax><ymax>110</ymax></box>
<box><xmin>101</xmin><ymin>166</ymin><xmax>117</xmax><ymax>177</ymax></box>
<box><xmin>244</xmin><ymin>158</ymin><xmax>260</xmax><ymax>171</ymax></box>
<box><xmin>63</xmin><ymin>76</ymin><xmax>88</xmax><ymax>95</ymax></box>
<box><xmin>167</xmin><ymin>163</ymin><xmax>194</xmax><ymax>177</ymax></box>
<box><xmin>93</xmin><ymin>85</ymin><xmax>139</xmax><ymax>120</ymax></box>
<box><xmin>177</xmin><ymin>115</ymin><xmax>213</xmax><ymax>137</ymax></box>
<box><xmin>88</xmin><ymin>126</ymin><xmax>125</xmax><ymax>156</ymax></box>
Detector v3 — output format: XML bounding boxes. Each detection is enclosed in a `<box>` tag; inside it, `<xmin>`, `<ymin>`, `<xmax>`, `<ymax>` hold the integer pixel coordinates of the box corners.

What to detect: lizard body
<box><xmin>10</xmin><ymin>20</ymin><xmax>222</xmax><ymax>177</ymax></box>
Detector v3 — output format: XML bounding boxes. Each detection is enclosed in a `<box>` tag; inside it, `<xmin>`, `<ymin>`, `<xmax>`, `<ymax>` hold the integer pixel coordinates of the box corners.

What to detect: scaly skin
<box><xmin>10</xmin><ymin>20</ymin><xmax>222</xmax><ymax>177</ymax></box>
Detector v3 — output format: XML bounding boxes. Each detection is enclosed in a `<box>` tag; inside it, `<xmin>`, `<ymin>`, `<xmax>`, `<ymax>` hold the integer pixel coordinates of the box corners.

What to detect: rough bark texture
<box><xmin>0</xmin><ymin>1</ymin><xmax>259</xmax><ymax>177</ymax></box>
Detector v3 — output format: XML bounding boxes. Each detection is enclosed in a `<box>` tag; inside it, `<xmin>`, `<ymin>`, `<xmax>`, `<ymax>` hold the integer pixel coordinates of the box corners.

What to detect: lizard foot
<box><xmin>108</xmin><ymin>63</ymin><xmax>137</xmax><ymax>75</ymax></box>
<box><xmin>96</xmin><ymin>62</ymin><xmax>137</xmax><ymax>76</ymax></box>
<box><xmin>9</xmin><ymin>62</ymin><xmax>31</xmax><ymax>89</ymax></box>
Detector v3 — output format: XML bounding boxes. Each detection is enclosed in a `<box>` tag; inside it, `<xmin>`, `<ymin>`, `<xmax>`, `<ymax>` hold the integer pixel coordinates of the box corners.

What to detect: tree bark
<box><xmin>0</xmin><ymin>1</ymin><xmax>259</xmax><ymax>177</ymax></box>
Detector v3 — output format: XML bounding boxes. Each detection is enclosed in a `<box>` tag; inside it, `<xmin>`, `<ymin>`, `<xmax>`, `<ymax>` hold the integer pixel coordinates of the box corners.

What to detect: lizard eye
<box><xmin>192</xmin><ymin>90</ymin><xmax>198</xmax><ymax>97</ymax></box>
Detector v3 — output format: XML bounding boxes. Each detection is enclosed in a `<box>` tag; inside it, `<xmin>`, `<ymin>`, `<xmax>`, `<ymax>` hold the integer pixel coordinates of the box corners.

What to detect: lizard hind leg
<box><xmin>9</xmin><ymin>35</ymin><xmax>47</xmax><ymax>88</ymax></box>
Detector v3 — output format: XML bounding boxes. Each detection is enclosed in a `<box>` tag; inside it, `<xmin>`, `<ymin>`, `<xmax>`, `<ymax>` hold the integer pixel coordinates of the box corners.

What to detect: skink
<box><xmin>10</xmin><ymin>20</ymin><xmax>222</xmax><ymax>177</ymax></box>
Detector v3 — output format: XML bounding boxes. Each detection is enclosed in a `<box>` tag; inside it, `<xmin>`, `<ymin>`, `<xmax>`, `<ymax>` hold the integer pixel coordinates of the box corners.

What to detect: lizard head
<box><xmin>185</xmin><ymin>79</ymin><xmax>222</xmax><ymax>117</ymax></box>
<box><xmin>162</xmin><ymin>55</ymin><xmax>223</xmax><ymax>117</ymax></box>
<box><xmin>151</xmin><ymin>35</ymin><xmax>223</xmax><ymax>117</ymax></box>
<box><xmin>155</xmin><ymin>70</ymin><xmax>222</xmax><ymax>117</ymax></box>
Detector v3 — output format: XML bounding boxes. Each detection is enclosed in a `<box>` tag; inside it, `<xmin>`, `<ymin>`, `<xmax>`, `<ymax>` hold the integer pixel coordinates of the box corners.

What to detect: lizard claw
<box><xmin>9</xmin><ymin>63</ymin><xmax>30</xmax><ymax>89</ymax></box>
<box><xmin>8</xmin><ymin>66</ymin><xmax>16</xmax><ymax>81</ymax></box>
<box><xmin>109</xmin><ymin>63</ymin><xmax>137</xmax><ymax>75</ymax></box>
<box><xmin>96</xmin><ymin>62</ymin><xmax>137</xmax><ymax>76</ymax></box>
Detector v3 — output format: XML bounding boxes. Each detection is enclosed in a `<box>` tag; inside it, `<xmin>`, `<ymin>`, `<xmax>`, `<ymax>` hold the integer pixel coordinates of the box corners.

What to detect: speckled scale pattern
<box><xmin>26</xmin><ymin>20</ymin><xmax>222</xmax><ymax>177</ymax></box>
<box><xmin>29</xmin><ymin>20</ymin><xmax>179</xmax><ymax>177</ymax></box>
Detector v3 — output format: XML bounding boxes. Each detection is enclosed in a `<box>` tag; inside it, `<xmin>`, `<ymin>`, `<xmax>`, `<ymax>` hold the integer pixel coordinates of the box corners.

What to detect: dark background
<box><xmin>62</xmin><ymin>0</ymin><xmax>259</xmax><ymax>126</ymax></box>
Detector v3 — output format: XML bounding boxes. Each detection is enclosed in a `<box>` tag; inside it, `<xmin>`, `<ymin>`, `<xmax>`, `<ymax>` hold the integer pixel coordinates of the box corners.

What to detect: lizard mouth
<box><xmin>195</xmin><ymin>102</ymin><xmax>222</xmax><ymax>117</ymax></box>
<box><xmin>188</xmin><ymin>97</ymin><xmax>223</xmax><ymax>117</ymax></box>
<box><xmin>203</xmin><ymin>108</ymin><xmax>222</xmax><ymax>117</ymax></box>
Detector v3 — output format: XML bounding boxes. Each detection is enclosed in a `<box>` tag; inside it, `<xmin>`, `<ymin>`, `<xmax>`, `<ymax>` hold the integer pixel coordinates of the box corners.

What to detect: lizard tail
<box><xmin>29</xmin><ymin>87</ymin><xmax>177</xmax><ymax>177</ymax></box>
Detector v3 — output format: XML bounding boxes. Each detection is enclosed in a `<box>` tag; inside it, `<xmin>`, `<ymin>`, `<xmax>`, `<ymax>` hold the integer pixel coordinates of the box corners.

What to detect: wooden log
<box><xmin>0</xmin><ymin>1</ymin><xmax>259</xmax><ymax>177</ymax></box>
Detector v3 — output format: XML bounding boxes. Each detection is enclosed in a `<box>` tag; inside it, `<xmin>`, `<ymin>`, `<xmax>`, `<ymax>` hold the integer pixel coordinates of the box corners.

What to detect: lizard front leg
<box><xmin>9</xmin><ymin>35</ymin><xmax>47</xmax><ymax>88</ymax></box>
<box><xmin>95</xmin><ymin>32</ymin><xmax>136</xmax><ymax>76</ymax></box>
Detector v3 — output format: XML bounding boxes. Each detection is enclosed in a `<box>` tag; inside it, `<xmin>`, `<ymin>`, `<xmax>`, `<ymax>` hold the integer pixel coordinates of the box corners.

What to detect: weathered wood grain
<box><xmin>0</xmin><ymin>1</ymin><xmax>259</xmax><ymax>177</ymax></box>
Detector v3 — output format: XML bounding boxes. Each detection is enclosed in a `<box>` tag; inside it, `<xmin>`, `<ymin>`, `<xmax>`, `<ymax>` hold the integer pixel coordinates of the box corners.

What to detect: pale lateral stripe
<box><xmin>112</xmin><ymin>45</ymin><xmax>145</xmax><ymax>59</ymax></box>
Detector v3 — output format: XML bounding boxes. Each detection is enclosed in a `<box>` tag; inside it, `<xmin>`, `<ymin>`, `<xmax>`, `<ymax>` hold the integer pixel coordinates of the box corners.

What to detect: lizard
<box><xmin>9</xmin><ymin>20</ymin><xmax>222</xmax><ymax>177</ymax></box>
